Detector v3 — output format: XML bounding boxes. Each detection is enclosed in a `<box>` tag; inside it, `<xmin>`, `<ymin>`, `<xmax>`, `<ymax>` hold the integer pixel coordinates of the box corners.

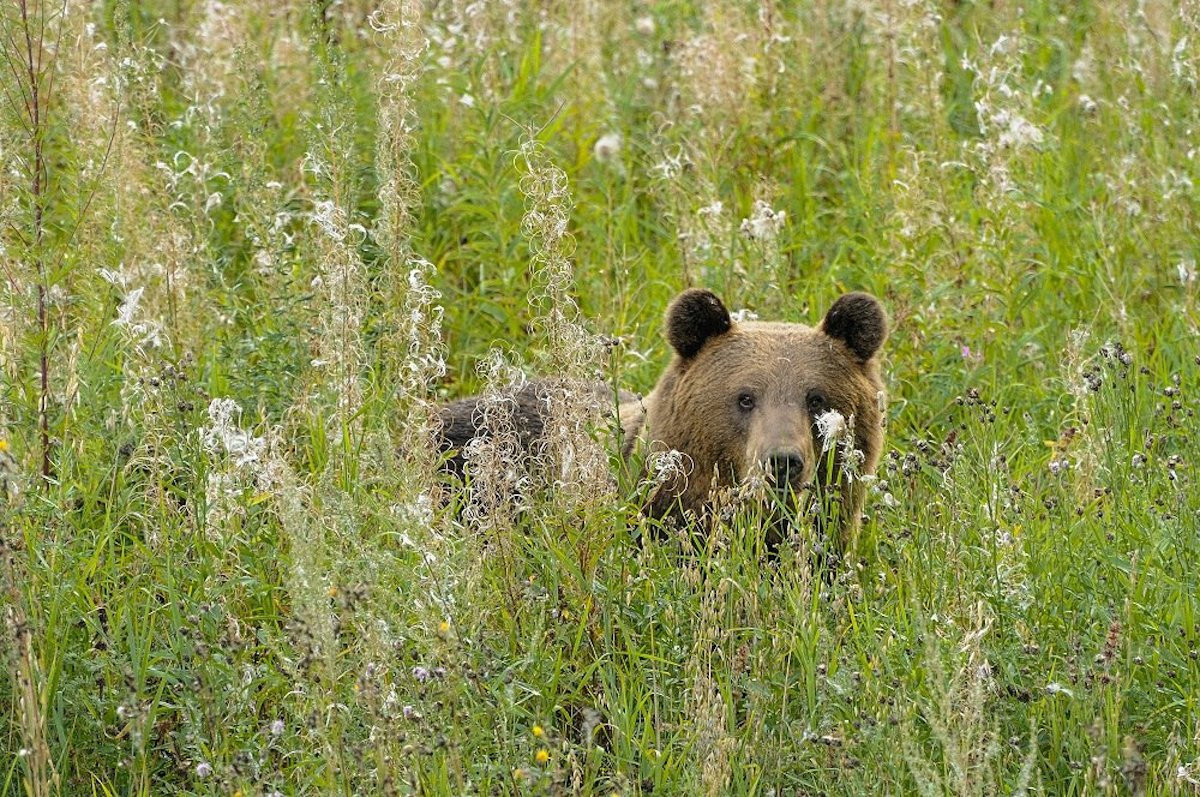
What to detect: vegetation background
<box><xmin>1</xmin><ymin>0</ymin><xmax>1198</xmax><ymax>794</ymax></box>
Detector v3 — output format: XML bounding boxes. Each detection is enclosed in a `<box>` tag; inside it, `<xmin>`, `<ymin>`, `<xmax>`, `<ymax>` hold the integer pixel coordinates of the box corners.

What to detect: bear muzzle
<box><xmin>765</xmin><ymin>451</ymin><xmax>806</xmax><ymax>492</ymax></box>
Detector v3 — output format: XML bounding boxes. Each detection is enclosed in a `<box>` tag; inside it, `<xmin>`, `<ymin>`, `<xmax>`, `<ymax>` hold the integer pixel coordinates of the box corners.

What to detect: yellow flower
<box><xmin>0</xmin><ymin>439</ymin><xmax>8</xmax><ymax>452</ymax></box>
<box><xmin>532</xmin><ymin>724</ymin><xmax>544</xmax><ymax>738</ymax></box>
<box><xmin>327</xmin><ymin>585</ymin><xmax>338</xmax><ymax>598</ymax></box>
<box><xmin>535</xmin><ymin>748</ymin><xmax>549</xmax><ymax>764</ymax></box>
<box><xmin>512</xmin><ymin>768</ymin><xmax>526</xmax><ymax>780</ymax></box>
<box><xmin>438</xmin><ymin>620</ymin><xmax>451</xmax><ymax>635</ymax></box>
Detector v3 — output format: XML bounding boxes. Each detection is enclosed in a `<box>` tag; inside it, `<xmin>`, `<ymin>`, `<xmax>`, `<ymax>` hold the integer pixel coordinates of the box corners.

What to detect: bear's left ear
<box><xmin>665</xmin><ymin>288</ymin><xmax>733</xmax><ymax>358</ymax></box>
<box><xmin>820</xmin><ymin>292</ymin><xmax>887</xmax><ymax>362</ymax></box>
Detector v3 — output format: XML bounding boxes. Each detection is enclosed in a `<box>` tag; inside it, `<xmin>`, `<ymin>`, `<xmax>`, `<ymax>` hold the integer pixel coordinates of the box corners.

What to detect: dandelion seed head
<box><xmin>593</xmin><ymin>132</ymin><xmax>622</xmax><ymax>163</ymax></box>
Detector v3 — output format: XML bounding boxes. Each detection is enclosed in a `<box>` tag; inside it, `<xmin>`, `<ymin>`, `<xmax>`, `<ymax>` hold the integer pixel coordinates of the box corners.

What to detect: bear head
<box><xmin>639</xmin><ymin>288</ymin><xmax>888</xmax><ymax>551</ymax></box>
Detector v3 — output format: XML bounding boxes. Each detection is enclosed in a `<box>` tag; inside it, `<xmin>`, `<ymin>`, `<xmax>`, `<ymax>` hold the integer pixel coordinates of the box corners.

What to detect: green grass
<box><xmin>2</xmin><ymin>0</ymin><xmax>1199</xmax><ymax>794</ymax></box>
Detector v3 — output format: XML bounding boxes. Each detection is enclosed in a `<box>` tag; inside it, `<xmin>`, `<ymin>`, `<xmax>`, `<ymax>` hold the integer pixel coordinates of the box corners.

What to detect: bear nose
<box><xmin>767</xmin><ymin>452</ymin><xmax>805</xmax><ymax>488</ymax></box>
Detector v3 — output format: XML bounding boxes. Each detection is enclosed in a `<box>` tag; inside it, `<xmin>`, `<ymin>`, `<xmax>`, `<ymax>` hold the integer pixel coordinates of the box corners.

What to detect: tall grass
<box><xmin>1</xmin><ymin>0</ymin><xmax>1198</xmax><ymax>794</ymax></box>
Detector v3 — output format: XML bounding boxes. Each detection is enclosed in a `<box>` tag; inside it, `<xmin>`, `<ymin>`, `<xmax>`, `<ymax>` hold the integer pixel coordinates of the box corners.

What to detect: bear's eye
<box><xmin>806</xmin><ymin>391</ymin><xmax>827</xmax><ymax>413</ymax></box>
<box><xmin>737</xmin><ymin>392</ymin><xmax>756</xmax><ymax>412</ymax></box>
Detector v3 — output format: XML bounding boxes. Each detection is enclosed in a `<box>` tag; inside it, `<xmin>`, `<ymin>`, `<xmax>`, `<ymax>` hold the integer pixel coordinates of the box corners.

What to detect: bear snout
<box><xmin>765</xmin><ymin>451</ymin><xmax>806</xmax><ymax>491</ymax></box>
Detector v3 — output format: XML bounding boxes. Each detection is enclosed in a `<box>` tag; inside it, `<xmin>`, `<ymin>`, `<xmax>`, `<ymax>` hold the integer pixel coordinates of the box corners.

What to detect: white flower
<box><xmin>199</xmin><ymin>398</ymin><xmax>266</xmax><ymax>469</ymax></box>
<box><xmin>978</xmin><ymin>105</ymin><xmax>1044</xmax><ymax>149</ymax></box>
<box><xmin>115</xmin><ymin>287</ymin><xmax>145</xmax><ymax>327</ymax></box>
<box><xmin>635</xmin><ymin>15</ymin><xmax>655</xmax><ymax>35</ymax></box>
<box><xmin>1045</xmin><ymin>682</ymin><xmax>1073</xmax><ymax>697</ymax></box>
<box><xmin>459</xmin><ymin>93</ymin><xmax>475</xmax><ymax>108</ymax></box>
<box><xmin>739</xmin><ymin>200</ymin><xmax>786</xmax><ymax>240</ymax></box>
<box><xmin>270</xmin><ymin>719</ymin><xmax>285</xmax><ymax>736</ymax></box>
<box><xmin>1177</xmin><ymin>259</ymin><xmax>1196</xmax><ymax>286</ymax></box>
<box><xmin>815</xmin><ymin>410</ymin><xmax>847</xmax><ymax>453</ymax></box>
<box><xmin>649</xmin><ymin>448</ymin><xmax>688</xmax><ymax>487</ymax></box>
<box><xmin>593</xmin><ymin>132</ymin><xmax>621</xmax><ymax>163</ymax></box>
<box><xmin>195</xmin><ymin>761</ymin><xmax>213</xmax><ymax>778</ymax></box>
<box><xmin>99</xmin><ymin>266</ymin><xmax>129</xmax><ymax>287</ymax></box>
<box><xmin>651</xmin><ymin>148</ymin><xmax>686</xmax><ymax>180</ymax></box>
<box><xmin>730</xmin><ymin>308</ymin><xmax>759</xmax><ymax>323</ymax></box>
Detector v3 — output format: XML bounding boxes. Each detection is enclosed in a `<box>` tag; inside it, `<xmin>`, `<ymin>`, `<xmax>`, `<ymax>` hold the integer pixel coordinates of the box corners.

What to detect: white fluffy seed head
<box><xmin>815</xmin><ymin>409</ymin><xmax>847</xmax><ymax>453</ymax></box>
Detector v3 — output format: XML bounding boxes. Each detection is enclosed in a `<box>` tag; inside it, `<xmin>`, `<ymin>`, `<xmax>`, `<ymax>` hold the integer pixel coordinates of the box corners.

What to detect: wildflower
<box><xmin>535</xmin><ymin>748</ymin><xmax>550</xmax><ymax>764</ymax></box>
<box><xmin>815</xmin><ymin>410</ymin><xmax>847</xmax><ymax>453</ymax></box>
<box><xmin>532</xmin><ymin>724</ymin><xmax>545</xmax><ymax>738</ymax></box>
<box><xmin>1078</xmin><ymin>94</ymin><xmax>1098</xmax><ymax>114</ymax></box>
<box><xmin>438</xmin><ymin>619</ymin><xmax>451</xmax><ymax>635</ymax></box>
<box><xmin>651</xmin><ymin>147</ymin><xmax>687</xmax><ymax>180</ymax></box>
<box><xmin>649</xmin><ymin>448</ymin><xmax>688</xmax><ymax>487</ymax></box>
<box><xmin>593</xmin><ymin>132</ymin><xmax>622</xmax><ymax>163</ymax></box>
<box><xmin>412</xmin><ymin>666</ymin><xmax>432</xmax><ymax>682</ymax></box>
<box><xmin>112</xmin><ymin>285</ymin><xmax>164</xmax><ymax>348</ymax></box>
<box><xmin>115</xmin><ymin>286</ymin><xmax>144</xmax><ymax>326</ymax></box>
<box><xmin>730</xmin><ymin>308</ymin><xmax>759</xmax><ymax>322</ymax></box>
<box><xmin>739</xmin><ymin>200</ymin><xmax>786</xmax><ymax>240</ymax></box>
<box><xmin>270</xmin><ymin>719</ymin><xmax>285</xmax><ymax>736</ymax></box>
<box><xmin>199</xmin><ymin>399</ymin><xmax>266</xmax><ymax>469</ymax></box>
<box><xmin>978</xmin><ymin>105</ymin><xmax>1044</xmax><ymax>149</ymax></box>
<box><xmin>0</xmin><ymin>439</ymin><xmax>7</xmax><ymax>452</ymax></box>
<box><xmin>195</xmin><ymin>761</ymin><xmax>212</xmax><ymax>779</ymax></box>
<box><xmin>513</xmin><ymin>768</ymin><xmax>526</xmax><ymax>780</ymax></box>
<box><xmin>1045</xmin><ymin>681</ymin><xmax>1073</xmax><ymax>697</ymax></box>
<box><xmin>635</xmin><ymin>15</ymin><xmax>655</xmax><ymax>35</ymax></box>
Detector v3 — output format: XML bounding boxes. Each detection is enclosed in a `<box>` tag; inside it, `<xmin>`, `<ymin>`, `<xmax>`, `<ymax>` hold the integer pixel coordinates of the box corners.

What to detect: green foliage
<box><xmin>2</xmin><ymin>0</ymin><xmax>1199</xmax><ymax>794</ymax></box>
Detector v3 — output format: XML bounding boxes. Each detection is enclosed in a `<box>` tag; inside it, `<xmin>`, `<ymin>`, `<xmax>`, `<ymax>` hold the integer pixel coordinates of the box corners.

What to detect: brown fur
<box><xmin>438</xmin><ymin>289</ymin><xmax>888</xmax><ymax>554</ymax></box>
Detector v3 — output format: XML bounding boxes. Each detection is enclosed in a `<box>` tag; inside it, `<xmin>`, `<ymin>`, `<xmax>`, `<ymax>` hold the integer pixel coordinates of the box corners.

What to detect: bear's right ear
<box><xmin>665</xmin><ymin>289</ymin><xmax>733</xmax><ymax>358</ymax></box>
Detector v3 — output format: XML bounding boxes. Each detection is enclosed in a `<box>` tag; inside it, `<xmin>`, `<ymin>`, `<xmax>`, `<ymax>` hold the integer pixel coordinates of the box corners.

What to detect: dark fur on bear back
<box><xmin>436</xmin><ymin>380</ymin><xmax>637</xmax><ymax>479</ymax></box>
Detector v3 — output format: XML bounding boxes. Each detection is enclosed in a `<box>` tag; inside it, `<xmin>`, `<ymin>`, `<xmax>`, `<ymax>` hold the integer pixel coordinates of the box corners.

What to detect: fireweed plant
<box><xmin>2</xmin><ymin>0</ymin><xmax>1199</xmax><ymax>794</ymax></box>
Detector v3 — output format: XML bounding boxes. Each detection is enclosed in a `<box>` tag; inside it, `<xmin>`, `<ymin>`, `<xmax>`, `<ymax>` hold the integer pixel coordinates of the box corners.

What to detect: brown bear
<box><xmin>438</xmin><ymin>288</ymin><xmax>887</xmax><ymax>555</ymax></box>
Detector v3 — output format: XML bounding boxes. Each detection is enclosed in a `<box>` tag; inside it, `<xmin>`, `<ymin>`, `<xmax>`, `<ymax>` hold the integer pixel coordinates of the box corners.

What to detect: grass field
<box><xmin>2</xmin><ymin>0</ymin><xmax>1199</xmax><ymax>794</ymax></box>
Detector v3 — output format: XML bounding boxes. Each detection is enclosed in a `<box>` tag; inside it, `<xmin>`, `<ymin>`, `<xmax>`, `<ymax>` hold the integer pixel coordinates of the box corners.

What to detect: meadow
<box><xmin>1</xmin><ymin>0</ymin><xmax>1198</xmax><ymax>794</ymax></box>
